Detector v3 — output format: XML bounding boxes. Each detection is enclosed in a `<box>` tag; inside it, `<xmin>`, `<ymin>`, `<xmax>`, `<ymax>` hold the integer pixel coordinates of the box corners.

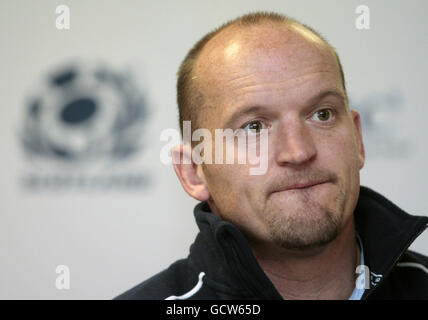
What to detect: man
<box><xmin>116</xmin><ymin>12</ymin><xmax>428</xmax><ymax>299</ymax></box>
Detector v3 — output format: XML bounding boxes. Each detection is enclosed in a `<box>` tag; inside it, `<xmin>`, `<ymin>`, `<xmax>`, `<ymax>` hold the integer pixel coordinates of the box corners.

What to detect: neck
<box><xmin>250</xmin><ymin>218</ymin><xmax>359</xmax><ymax>300</ymax></box>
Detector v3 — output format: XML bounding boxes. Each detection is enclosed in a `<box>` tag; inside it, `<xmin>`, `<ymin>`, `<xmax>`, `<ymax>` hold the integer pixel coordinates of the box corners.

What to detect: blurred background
<box><xmin>0</xmin><ymin>0</ymin><xmax>427</xmax><ymax>299</ymax></box>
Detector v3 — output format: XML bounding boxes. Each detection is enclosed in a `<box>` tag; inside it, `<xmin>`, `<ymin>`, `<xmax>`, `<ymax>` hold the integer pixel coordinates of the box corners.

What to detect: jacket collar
<box><xmin>191</xmin><ymin>202</ymin><xmax>282</xmax><ymax>299</ymax></box>
<box><xmin>354</xmin><ymin>186</ymin><xmax>428</xmax><ymax>298</ymax></box>
<box><xmin>190</xmin><ymin>186</ymin><xmax>428</xmax><ymax>299</ymax></box>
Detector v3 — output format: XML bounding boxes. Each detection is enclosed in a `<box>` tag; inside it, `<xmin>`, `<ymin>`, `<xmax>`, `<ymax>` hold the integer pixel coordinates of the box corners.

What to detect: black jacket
<box><xmin>116</xmin><ymin>186</ymin><xmax>428</xmax><ymax>300</ymax></box>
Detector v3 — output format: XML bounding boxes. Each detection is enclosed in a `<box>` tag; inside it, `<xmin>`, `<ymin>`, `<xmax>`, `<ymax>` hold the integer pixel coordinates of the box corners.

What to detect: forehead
<box><xmin>193</xmin><ymin>23</ymin><xmax>343</xmax><ymax>125</ymax></box>
<box><xmin>198</xmin><ymin>23</ymin><xmax>338</xmax><ymax>80</ymax></box>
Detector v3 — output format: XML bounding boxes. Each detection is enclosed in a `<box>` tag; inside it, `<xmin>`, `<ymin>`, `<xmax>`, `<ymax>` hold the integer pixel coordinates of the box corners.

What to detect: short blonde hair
<box><xmin>176</xmin><ymin>11</ymin><xmax>346</xmax><ymax>136</ymax></box>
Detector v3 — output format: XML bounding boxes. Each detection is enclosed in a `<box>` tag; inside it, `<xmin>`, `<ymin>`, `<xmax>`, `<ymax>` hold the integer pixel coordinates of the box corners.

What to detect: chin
<box><xmin>263</xmin><ymin>198</ymin><xmax>345</xmax><ymax>252</ymax></box>
<box><xmin>269</xmin><ymin>214</ymin><xmax>341</xmax><ymax>252</ymax></box>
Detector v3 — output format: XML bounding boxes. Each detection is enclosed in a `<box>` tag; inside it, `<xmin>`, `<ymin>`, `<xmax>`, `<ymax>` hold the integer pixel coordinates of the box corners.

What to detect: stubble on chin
<box><xmin>263</xmin><ymin>187</ymin><xmax>347</xmax><ymax>251</ymax></box>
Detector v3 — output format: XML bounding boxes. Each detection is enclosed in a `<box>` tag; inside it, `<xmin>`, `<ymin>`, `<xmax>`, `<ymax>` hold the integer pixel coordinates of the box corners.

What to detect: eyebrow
<box><xmin>307</xmin><ymin>89</ymin><xmax>347</xmax><ymax>106</ymax></box>
<box><xmin>223</xmin><ymin>106</ymin><xmax>268</xmax><ymax>128</ymax></box>
<box><xmin>223</xmin><ymin>89</ymin><xmax>347</xmax><ymax>128</ymax></box>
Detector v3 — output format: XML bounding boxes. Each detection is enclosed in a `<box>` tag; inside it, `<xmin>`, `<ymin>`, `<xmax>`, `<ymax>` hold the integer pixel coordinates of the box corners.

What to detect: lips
<box><xmin>274</xmin><ymin>180</ymin><xmax>328</xmax><ymax>193</ymax></box>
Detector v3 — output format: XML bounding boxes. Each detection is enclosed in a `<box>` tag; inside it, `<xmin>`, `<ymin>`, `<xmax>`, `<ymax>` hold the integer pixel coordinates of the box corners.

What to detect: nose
<box><xmin>274</xmin><ymin>120</ymin><xmax>317</xmax><ymax>166</ymax></box>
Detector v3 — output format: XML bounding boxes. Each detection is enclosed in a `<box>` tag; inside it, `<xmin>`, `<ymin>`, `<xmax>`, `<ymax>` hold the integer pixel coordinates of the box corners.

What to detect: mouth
<box><xmin>273</xmin><ymin>180</ymin><xmax>330</xmax><ymax>193</ymax></box>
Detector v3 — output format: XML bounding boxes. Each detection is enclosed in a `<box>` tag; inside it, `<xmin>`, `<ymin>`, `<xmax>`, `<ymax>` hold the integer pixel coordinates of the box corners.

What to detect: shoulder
<box><xmin>395</xmin><ymin>250</ymin><xmax>428</xmax><ymax>278</ymax></box>
<box><xmin>372</xmin><ymin>250</ymin><xmax>428</xmax><ymax>299</ymax></box>
<box><xmin>114</xmin><ymin>259</ymin><xmax>196</xmax><ymax>300</ymax></box>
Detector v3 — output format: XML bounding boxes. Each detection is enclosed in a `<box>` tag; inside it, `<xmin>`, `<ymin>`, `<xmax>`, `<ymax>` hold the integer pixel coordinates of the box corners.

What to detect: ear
<box><xmin>351</xmin><ymin>110</ymin><xmax>365</xmax><ymax>170</ymax></box>
<box><xmin>172</xmin><ymin>144</ymin><xmax>211</xmax><ymax>201</ymax></box>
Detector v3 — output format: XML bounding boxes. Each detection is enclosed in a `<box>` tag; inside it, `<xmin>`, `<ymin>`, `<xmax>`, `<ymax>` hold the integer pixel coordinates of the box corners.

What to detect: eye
<box><xmin>311</xmin><ymin>108</ymin><xmax>334</xmax><ymax>122</ymax></box>
<box><xmin>242</xmin><ymin>120</ymin><xmax>267</xmax><ymax>134</ymax></box>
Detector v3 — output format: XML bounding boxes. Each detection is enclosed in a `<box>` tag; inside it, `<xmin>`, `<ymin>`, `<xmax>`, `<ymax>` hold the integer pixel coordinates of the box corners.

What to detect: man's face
<box><xmin>193</xmin><ymin>24</ymin><xmax>365</xmax><ymax>251</ymax></box>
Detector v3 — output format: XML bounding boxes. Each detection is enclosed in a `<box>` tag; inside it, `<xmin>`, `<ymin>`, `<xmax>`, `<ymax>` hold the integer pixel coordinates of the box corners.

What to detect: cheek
<box><xmin>317</xmin><ymin>127</ymin><xmax>361</xmax><ymax>177</ymax></box>
<box><xmin>203</xmin><ymin>163</ymin><xmax>243</xmax><ymax>198</ymax></box>
<box><xmin>203</xmin><ymin>163</ymin><xmax>265</xmax><ymax>210</ymax></box>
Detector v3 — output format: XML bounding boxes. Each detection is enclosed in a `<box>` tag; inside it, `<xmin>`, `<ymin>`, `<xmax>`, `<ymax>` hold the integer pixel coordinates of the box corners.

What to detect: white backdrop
<box><xmin>0</xmin><ymin>0</ymin><xmax>427</xmax><ymax>299</ymax></box>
